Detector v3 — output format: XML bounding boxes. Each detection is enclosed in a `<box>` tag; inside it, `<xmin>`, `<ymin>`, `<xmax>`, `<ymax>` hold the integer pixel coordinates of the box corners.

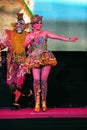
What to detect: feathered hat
<box><xmin>11</xmin><ymin>13</ymin><xmax>30</xmax><ymax>29</ymax></box>
<box><xmin>16</xmin><ymin>13</ymin><xmax>24</xmax><ymax>20</ymax></box>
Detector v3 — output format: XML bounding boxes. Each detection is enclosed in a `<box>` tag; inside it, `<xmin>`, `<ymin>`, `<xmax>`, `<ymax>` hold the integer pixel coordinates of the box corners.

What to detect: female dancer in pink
<box><xmin>15</xmin><ymin>14</ymin><xmax>78</xmax><ymax>112</ymax></box>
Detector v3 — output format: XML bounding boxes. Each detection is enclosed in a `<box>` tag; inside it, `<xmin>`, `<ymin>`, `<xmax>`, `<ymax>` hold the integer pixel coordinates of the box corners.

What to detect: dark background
<box><xmin>47</xmin><ymin>51</ymin><xmax>87</xmax><ymax>107</ymax></box>
<box><xmin>0</xmin><ymin>51</ymin><xmax>87</xmax><ymax>108</ymax></box>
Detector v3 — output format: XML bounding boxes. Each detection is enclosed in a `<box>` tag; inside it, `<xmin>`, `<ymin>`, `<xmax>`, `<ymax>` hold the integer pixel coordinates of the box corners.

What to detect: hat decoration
<box><xmin>16</xmin><ymin>13</ymin><xmax>24</xmax><ymax>20</ymax></box>
<box><xmin>11</xmin><ymin>13</ymin><xmax>30</xmax><ymax>29</ymax></box>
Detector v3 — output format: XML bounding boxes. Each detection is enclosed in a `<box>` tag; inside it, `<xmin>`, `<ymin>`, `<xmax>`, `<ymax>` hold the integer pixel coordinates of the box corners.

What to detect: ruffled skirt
<box><xmin>25</xmin><ymin>49</ymin><xmax>57</xmax><ymax>68</ymax></box>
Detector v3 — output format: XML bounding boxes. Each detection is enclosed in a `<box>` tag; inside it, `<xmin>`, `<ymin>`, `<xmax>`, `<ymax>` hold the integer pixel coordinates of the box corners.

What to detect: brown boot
<box><xmin>41</xmin><ymin>80</ymin><xmax>47</xmax><ymax>112</ymax></box>
<box><xmin>42</xmin><ymin>101</ymin><xmax>47</xmax><ymax>112</ymax></box>
<box><xmin>33</xmin><ymin>80</ymin><xmax>40</xmax><ymax>112</ymax></box>
<box><xmin>35</xmin><ymin>96</ymin><xmax>40</xmax><ymax>112</ymax></box>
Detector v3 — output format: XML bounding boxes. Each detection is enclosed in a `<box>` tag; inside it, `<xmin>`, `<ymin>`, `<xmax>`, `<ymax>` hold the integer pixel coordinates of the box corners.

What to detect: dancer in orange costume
<box><xmin>4</xmin><ymin>13</ymin><xmax>32</xmax><ymax>109</ymax></box>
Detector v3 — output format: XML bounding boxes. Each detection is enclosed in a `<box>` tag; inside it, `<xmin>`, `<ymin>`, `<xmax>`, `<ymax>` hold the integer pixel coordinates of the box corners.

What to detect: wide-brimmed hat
<box><xmin>11</xmin><ymin>13</ymin><xmax>30</xmax><ymax>29</ymax></box>
<box><xmin>30</xmin><ymin>14</ymin><xmax>43</xmax><ymax>24</ymax></box>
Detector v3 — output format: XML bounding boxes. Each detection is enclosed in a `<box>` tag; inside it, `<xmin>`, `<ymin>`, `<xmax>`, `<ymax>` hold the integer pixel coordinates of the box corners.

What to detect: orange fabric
<box><xmin>6</xmin><ymin>30</ymin><xmax>28</xmax><ymax>55</ymax></box>
<box><xmin>14</xmin><ymin>89</ymin><xmax>21</xmax><ymax>102</ymax></box>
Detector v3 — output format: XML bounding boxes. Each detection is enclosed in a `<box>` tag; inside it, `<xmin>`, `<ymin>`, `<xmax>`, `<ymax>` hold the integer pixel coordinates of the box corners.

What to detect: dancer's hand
<box><xmin>69</xmin><ymin>36</ymin><xmax>78</xmax><ymax>42</ymax></box>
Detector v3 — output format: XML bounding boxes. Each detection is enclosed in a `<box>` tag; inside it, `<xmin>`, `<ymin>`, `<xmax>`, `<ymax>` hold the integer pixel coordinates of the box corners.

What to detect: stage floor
<box><xmin>0</xmin><ymin>107</ymin><xmax>87</xmax><ymax>119</ymax></box>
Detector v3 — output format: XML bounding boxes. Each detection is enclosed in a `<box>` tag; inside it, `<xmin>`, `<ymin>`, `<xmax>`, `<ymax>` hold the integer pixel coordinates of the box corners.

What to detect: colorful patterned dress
<box><xmin>14</xmin><ymin>33</ymin><xmax>58</xmax><ymax>87</ymax></box>
<box><xmin>25</xmin><ymin>35</ymin><xmax>57</xmax><ymax>68</ymax></box>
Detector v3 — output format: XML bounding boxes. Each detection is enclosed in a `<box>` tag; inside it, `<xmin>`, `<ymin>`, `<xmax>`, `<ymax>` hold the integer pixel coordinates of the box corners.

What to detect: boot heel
<box><xmin>35</xmin><ymin>102</ymin><xmax>40</xmax><ymax>112</ymax></box>
<box><xmin>42</xmin><ymin>101</ymin><xmax>47</xmax><ymax>112</ymax></box>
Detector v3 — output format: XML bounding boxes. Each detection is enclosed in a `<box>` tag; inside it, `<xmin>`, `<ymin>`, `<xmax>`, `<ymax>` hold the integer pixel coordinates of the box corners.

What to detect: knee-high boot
<box><xmin>41</xmin><ymin>80</ymin><xmax>47</xmax><ymax>112</ymax></box>
<box><xmin>33</xmin><ymin>80</ymin><xmax>40</xmax><ymax>112</ymax></box>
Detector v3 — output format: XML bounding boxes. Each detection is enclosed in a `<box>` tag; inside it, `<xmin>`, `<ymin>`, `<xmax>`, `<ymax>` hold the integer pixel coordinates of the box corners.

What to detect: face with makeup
<box><xmin>32</xmin><ymin>20</ymin><xmax>42</xmax><ymax>31</ymax></box>
<box><xmin>15</xmin><ymin>19</ymin><xmax>26</xmax><ymax>34</ymax></box>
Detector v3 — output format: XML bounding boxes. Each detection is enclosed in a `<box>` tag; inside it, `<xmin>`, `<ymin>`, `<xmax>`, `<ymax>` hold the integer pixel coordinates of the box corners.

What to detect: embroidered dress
<box><xmin>14</xmin><ymin>34</ymin><xmax>58</xmax><ymax>87</ymax></box>
<box><xmin>25</xmin><ymin>36</ymin><xmax>57</xmax><ymax>68</ymax></box>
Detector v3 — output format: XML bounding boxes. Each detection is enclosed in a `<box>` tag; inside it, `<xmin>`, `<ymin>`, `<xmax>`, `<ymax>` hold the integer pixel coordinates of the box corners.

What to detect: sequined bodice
<box><xmin>32</xmin><ymin>36</ymin><xmax>47</xmax><ymax>51</ymax></box>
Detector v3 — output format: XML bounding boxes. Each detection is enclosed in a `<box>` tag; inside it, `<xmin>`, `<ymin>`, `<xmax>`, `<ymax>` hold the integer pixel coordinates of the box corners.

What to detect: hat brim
<box><xmin>30</xmin><ymin>16</ymin><xmax>43</xmax><ymax>24</ymax></box>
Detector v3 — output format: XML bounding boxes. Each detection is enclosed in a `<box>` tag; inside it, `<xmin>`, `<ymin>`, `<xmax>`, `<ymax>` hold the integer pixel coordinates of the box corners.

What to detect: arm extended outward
<box><xmin>46</xmin><ymin>30</ymin><xmax>78</xmax><ymax>42</ymax></box>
